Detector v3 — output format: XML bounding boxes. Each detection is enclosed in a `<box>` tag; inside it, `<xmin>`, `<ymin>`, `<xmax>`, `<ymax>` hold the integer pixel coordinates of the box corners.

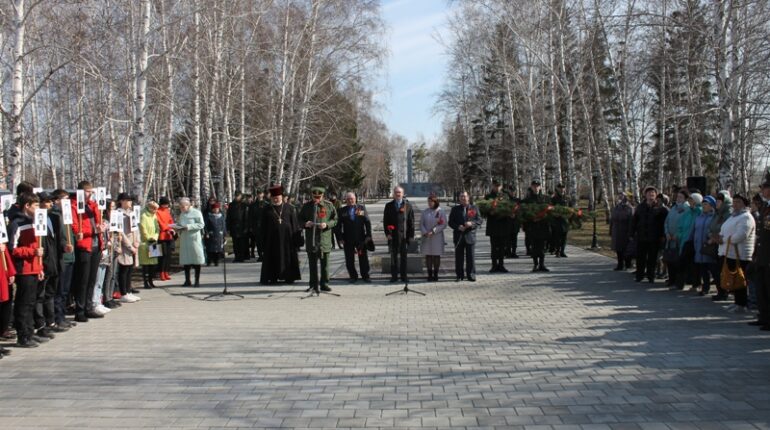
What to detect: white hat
<box><xmin>690</xmin><ymin>192</ymin><xmax>703</xmax><ymax>205</ymax></box>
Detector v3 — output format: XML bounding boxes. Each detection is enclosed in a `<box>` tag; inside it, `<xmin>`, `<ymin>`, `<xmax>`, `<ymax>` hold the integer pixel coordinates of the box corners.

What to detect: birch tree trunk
<box><xmin>132</xmin><ymin>0</ymin><xmax>151</xmax><ymax>202</ymax></box>
<box><xmin>714</xmin><ymin>0</ymin><xmax>734</xmax><ymax>191</ymax></box>
<box><xmin>191</xmin><ymin>5</ymin><xmax>202</xmax><ymax>202</ymax></box>
<box><xmin>7</xmin><ymin>0</ymin><xmax>26</xmax><ymax>189</ymax></box>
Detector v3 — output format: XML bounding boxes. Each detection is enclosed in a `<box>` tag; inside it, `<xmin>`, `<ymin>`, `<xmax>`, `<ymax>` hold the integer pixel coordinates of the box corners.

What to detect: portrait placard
<box><xmin>34</xmin><ymin>209</ymin><xmax>48</xmax><ymax>237</ymax></box>
<box><xmin>60</xmin><ymin>198</ymin><xmax>73</xmax><ymax>225</ymax></box>
<box><xmin>76</xmin><ymin>190</ymin><xmax>86</xmax><ymax>214</ymax></box>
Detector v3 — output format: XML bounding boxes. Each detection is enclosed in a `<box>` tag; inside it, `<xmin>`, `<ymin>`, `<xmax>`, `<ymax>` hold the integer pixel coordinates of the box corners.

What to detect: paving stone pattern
<box><xmin>0</xmin><ymin>201</ymin><xmax>768</xmax><ymax>429</ymax></box>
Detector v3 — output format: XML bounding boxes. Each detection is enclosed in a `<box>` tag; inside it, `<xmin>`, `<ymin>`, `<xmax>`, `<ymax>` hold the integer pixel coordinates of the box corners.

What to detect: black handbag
<box><xmin>365</xmin><ymin>236</ymin><xmax>375</xmax><ymax>252</ymax></box>
<box><xmin>662</xmin><ymin>243</ymin><xmax>679</xmax><ymax>265</ymax></box>
<box><xmin>701</xmin><ymin>242</ymin><xmax>719</xmax><ymax>258</ymax></box>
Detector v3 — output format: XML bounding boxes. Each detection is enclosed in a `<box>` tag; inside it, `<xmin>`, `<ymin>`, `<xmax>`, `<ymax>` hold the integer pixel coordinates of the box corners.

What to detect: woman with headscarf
<box><xmin>610</xmin><ymin>193</ymin><xmax>634</xmax><ymax>271</ymax></box>
<box><xmin>664</xmin><ymin>189</ymin><xmax>690</xmax><ymax>287</ymax></box>
<box><xmin>672</xmin><ymin>193</ymin><xmax>703</xmax><ymax>290</ymax></box>
<box><xmin>693</xmin><ymin>195</ymin><xmax>719</xmax><ymax>296</ymax></box>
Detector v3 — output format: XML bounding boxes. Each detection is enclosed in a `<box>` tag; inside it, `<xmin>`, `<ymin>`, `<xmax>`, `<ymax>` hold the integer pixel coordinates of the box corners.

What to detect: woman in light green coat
<box><xmin>176</xmin><ymin>197</ymin><xmax>206</xmax><ymax>287</ymax></box>
<box><xmin>138</xmin><ymin>201</ymin><xmax>160</xmax><ymax>289</ymax></box>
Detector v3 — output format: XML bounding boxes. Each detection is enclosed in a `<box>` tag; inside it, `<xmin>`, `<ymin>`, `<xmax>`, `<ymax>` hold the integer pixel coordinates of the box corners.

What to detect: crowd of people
<box><xmin>0</xmin><ymin>180</ymin><xmax>211</xmax><ymax>351</ymax></box>
<box><xmin>610</xmin><ymin>180</ymin><xmax>770</xmax><ymax>332</ymax></box>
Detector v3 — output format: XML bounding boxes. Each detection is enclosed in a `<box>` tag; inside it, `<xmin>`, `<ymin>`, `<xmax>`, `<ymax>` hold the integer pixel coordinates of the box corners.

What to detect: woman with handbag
<box><xmin>718</xmin><ymin>194</ymin><xmax>755</xmax><ymax>313</ymax></box>
<box><xmin>694</xmin><ymin>196</ymin><xmax>719</xmax><ymax>295</ymax></box>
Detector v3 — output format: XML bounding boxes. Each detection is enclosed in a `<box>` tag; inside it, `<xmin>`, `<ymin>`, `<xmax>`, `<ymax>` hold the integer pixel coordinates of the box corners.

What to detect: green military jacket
<box><xmin>298</xmin><ymin>199</ymin><xmax>338</xmax><ymax>253</ymax></box>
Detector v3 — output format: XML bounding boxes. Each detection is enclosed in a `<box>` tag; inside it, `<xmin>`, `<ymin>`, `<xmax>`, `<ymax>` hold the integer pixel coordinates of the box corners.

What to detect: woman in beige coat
<box><xmin>115</xmin><ymin>193</ymin><xmax>141</xmax><ymax>303</ymax></box>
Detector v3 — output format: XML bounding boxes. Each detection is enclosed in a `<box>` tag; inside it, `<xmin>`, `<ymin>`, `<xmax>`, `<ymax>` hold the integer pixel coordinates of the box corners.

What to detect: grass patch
<box><xmin>566</xmin><ymin>201</ymin><xmax>615</xmax><ymax>258</ymax></box>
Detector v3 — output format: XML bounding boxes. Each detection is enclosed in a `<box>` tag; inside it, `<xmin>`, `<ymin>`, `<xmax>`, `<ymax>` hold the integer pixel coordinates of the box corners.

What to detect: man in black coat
<box><xmin>630</xmin><ymin>186</ymin><xmax>668</xmax><ymax>283</ymax></box>
<box><xmin>249</xmin><ymin>191</ymin><xmax>268</xmax><ymax>262</ymax></box>
<box><xmin>550</xmin><ymin>183</ymin><xmax>571</xmax><ymax>258</ymax></box>
<box><xmin>382</xmin><ymin>186</ymin><xmax>415</xmax><ymax>282</ymax></box>
<box><xmin>226</xmin><ymin>191</ymin><xmax>249</xmax><ymax>262</ymax></box>
<box><xmin>522</xmin><ymin>179</ymin><xmax>551</xmax><ymax>272</ymax></box>
<box><xmin>751</xmin><ymin>174</ymin><xmax>770</xmax><ymax>331</ymax></box>
<box><xmin>448</xmin><ymin>191</ymin><xmax>483</xmax><ymax>281</ymax></box>
<box><xmin>334</xmin><ymin>192</ymin><xmax>372</xmax><ymax>283</ymax></box>
<box><xmin>484</xmin><ymin>179</ymin><xmax>513</xmax><ymax>272</ymax></box>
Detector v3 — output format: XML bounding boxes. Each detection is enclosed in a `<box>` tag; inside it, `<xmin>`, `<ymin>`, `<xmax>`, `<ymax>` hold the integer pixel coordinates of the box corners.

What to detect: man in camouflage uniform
<box><xmin>298</xmin><ymin>186</ymin><xmax>338</xmax><ymax>294</ymax></box>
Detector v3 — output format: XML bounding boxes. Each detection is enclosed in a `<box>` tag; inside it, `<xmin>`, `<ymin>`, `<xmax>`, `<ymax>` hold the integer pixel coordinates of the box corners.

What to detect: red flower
<box><xmin>467</xmin><ymin>209</ymin><xmax>476</xmax><ymax>218</ymax></box>
<box><xmin>399</xmin><ymin>206</ymin><xmax>405</xmax><ymax>213</ymax></box>
<box><xmin>492</xmin><ymin>200</ymin><xmax>498</xmax><ymax>209</ymax></box>
<box><xmin>387</xmin><ymin>225</ymin><xmax>395</xmax><ymax>231</ymax></box>
<box><xmin>437</xmin><ymin>217</ymin><xmax>444</xmax><ymax>225</ymax></box>
<box><xmin>318</xmin><ymin>207</ymin><xmax>327</xmax><ymax>218</ymax></box>
<box><xmin>577</xmin><ymin>208</ymin><xmax>583</xmax><ymax>217</ymax></box>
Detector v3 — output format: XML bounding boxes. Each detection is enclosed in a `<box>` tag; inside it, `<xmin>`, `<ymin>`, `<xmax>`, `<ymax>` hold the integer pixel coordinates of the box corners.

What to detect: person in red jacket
<box><xmin>8</xmin><ymin>193</ymin><xmax>45</xmax><ymax>348</ymax></box>
<box><xmin>0</xmin><ymin>240</ymin><xmax>16</xmax><ymax>356</ymax></box>
<box><xmin>69</xmin><ymin>181</ymin><xmax>104</xmax><ymax>322</ymax></box>
<box><xmin>155</xmin><ymin>197</ymin><xmax>176</xmax><ymax>281</ymax></box>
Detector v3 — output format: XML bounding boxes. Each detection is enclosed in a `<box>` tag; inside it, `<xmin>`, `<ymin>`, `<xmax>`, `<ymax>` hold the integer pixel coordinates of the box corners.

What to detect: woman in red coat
<box><xmin>155</xmin><ymin>197</ymin><xmax>175</xmax><ymax>281</ymax></box>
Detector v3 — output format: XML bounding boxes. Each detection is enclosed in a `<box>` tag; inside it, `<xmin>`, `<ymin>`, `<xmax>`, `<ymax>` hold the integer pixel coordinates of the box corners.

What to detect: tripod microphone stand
<box><xmin>204</xmin><ymin>237</ymin><xmax>243</xmax><ymax>300</ymax></box>
<box><xmin>386</xmin><ymin>199</ymin><xmax>425</xmax><ymax>296</ymax></box>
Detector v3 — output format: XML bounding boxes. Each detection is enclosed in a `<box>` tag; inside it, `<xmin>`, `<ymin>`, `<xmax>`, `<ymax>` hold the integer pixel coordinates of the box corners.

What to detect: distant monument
<box><xmin>402</xmin><ymin>148</ymin><xmax>442</xmax><ymax>198</ymax></box>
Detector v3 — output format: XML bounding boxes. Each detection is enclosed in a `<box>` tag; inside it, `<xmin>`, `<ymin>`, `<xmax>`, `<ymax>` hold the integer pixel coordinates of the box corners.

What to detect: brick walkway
<box><xmin>0</xmin><ymin>201</ymin><xmax>768</xmax><ymax>429</ymax></box>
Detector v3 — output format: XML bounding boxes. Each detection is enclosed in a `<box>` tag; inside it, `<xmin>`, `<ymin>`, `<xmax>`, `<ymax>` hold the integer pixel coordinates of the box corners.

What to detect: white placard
<box><xmin>76</xmin><ymin>190</ymin><xmax>86</xmax><ymax>214</ymax></box>
<box><xmin>60</xmin><ymin>198</ymin><xmax>73</xmax><ymax>225</ymax></box>
<box><xmin>0</xmin><ymin>213</ymin><xmax>8</xmax><ymax>244</ymax></box>
<box><xmin>34</xmin><ymin>209</ymin><xmax>48</xmax><ymax>237</ymax></box>
<box><xmin>96</xmin><ymin>187</ymin><xmax>107</xmax><ymax>211</ymax></box>
<box><xmin>1</xmin><ymin>195</ymin><xmax>14</xmax><ymax>213</ymax></box>
<box><xmin>109</xmin><ymin>211</ymin><xmax>123</xmax><ymax>233</ymax></box>
<box><xmin>32</xmin><ymin>187</ymin><xmax>43</xmax><ymax>194</ymax></box>
<box><xmin>131</xmin><ymin>206</ymin><xmax>141</xmax><ymax>232</ymax></box>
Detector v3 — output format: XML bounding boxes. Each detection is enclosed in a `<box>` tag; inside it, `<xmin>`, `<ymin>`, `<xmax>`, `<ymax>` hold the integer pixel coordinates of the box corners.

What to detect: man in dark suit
<box><xmin>382</xmin><ymin>186</ymin><xmax>415</xmax><ymax>282</ymax></box>
<box><xmin>449</xmin><ymin>191</ymin><xmax>483</xmax><ymax>281</ymax></box>
<box><xmin>226</xmin><ymin>191</ymin><xmax>249</xmax><ymax>262</ymax></box>
<box><xmin>335</xmin><ymin>192</ymin><xmax>372</xmax><ymax>283</ymax></box>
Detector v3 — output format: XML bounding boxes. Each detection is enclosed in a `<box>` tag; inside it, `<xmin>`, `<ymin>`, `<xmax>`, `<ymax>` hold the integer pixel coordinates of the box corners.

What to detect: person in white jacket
<box><xmin>718</xmin><ymin>194</ymin><xmax>755</xmax><ymax>313</ymax></box>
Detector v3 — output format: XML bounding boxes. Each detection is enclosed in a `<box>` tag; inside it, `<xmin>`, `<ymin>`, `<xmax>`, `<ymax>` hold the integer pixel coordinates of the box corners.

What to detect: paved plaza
<box><xmin>0</xmin><ymin>201</ymin><xmax>768</xmax><ymax>429</ymax></box>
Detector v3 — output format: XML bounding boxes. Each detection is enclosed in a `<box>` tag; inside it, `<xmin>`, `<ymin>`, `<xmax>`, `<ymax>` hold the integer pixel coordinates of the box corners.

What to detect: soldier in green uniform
<box><xmin>522</xmin><ymin>179</ymin><xmax>551</xmax><ymax>272</ymax></box>
<box><xmin>298</xmin><ymin>186</ymin><xmax>338</xmax><ymax>294</ymax></box>
<box><xmin>485</xmin><ymin>179</ymin><xmax>513</xmax><ymax>272</ymax></box>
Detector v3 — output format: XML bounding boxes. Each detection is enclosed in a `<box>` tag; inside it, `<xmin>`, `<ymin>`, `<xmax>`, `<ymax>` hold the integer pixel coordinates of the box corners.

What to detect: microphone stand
<box><xmin>204</xmin><ymin>234</ymin><xmax>243</xmax><ymax>300</ymax></box>
<box><xmin>387</xmin><ymin>199</ymin><xmax>425</xmax><ymax>296</ymax></box>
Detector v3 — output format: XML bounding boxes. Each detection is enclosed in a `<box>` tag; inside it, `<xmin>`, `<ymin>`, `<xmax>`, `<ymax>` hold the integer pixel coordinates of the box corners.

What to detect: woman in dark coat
<box><xmin>204</xmin><ymin>202</ymin><xmax>226</xmax><ymax>266</ymax></box>
<box><xmin>611</xmin><ymin>193</ymin><xmax>634</xmax><ymax>270</ymax></box>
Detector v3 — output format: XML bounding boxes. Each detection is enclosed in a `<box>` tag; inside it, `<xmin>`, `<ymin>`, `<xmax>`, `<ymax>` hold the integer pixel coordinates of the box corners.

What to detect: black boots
<box><xmin>183</xmin><ymin>265</ymin><xmax>192</xmax><ymax>287</ymax></box>
<box><xmin>142</xmin><ymin>266</ymin><xmax>156</xmax><ymax>289</ymax></box>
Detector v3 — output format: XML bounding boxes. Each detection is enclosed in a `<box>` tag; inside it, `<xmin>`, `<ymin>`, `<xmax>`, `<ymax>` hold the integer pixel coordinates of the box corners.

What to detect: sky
<box><xmin>378</xmin><ymin>0</ymin><xmax>451</xmax><ymax>145</ymax></box>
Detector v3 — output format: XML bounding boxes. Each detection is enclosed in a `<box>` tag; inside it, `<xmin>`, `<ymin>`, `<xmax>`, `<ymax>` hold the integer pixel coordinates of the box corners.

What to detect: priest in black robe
<box><xmin>260</xmin><ymin>184</ymin><xmax>302</xmax><ymax>284</ymax></box>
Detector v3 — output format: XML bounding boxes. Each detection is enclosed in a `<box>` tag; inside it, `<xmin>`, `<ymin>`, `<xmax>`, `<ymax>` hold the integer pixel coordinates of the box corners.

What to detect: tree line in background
<box><xmin>0</xmin><ymin>0</ymin><xmax>398</xmax><ymax>204</ymax></box>
<box><xmin>433</xmin><ymin>0</ymin><xmax>770</xmax><ymax>214</ymax></box>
